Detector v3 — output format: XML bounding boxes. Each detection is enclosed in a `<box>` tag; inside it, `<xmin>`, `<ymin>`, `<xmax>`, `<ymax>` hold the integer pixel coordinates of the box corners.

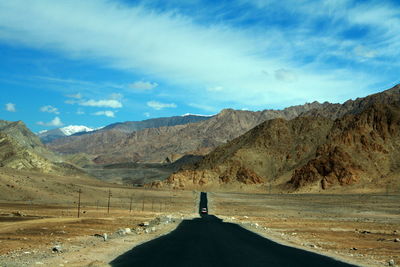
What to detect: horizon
<box><xmin>1</xmin><ymin>0</ymin><xmax>399</xmax><ymax>132</ymax></box>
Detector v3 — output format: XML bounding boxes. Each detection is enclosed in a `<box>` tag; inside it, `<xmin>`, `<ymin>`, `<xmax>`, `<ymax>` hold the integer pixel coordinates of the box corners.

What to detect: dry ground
<box><xmin>0</xmin><ymin>168</ymin><xmax>198</xmax><ymax>266</ymax></box>
<box><xmin>210</xmin><ymin>192</ymin><xmax>400</xmax><ymax>267</ymax></box>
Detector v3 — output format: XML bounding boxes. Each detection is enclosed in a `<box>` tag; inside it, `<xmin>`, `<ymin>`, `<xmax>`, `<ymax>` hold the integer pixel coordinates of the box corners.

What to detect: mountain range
<box><xmin>46</xmin><ymin>101</ymin><xmax>329</xmax><ymax>164</ymax></box>
<box><xmin>38</xmin><ymin>125</ymin><xmax>96</xmax><ymax>143</ymax></box>
<box><xmin>163</xmin><ymin>84</ymin><xmax>400</xmax><ymax>192</ymax></box>
<box><xmin>2</xmin><ymin>84</ymin><xmax>399</xmax><ymax>192</ymax></box>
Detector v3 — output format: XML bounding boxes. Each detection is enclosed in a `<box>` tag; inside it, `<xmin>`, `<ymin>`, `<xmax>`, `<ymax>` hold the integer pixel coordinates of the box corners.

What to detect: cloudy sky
<box><xmin>0</xmin><ymin>0</ymin><xmax>399</xmax><ymax>132</ymax></box>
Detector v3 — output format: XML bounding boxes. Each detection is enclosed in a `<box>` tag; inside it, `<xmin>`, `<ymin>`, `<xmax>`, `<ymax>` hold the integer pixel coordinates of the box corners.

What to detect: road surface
<box><xmin>110</xmin><ymin>192</ymin><xmax>356</xmax><ymax>267</ymax></box>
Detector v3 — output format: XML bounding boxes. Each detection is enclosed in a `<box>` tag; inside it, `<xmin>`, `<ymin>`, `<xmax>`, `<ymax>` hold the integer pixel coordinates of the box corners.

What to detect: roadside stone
<box><xmin>124</xmin><ymin>228</ymin><xmax>131</xmax><ymax>234</ymax></box>
<box><xmin>52</xmin><ymin>245</ymin><xmax>62</xmax><ymax>253</ymax></box>
<box><xmin>116</xmin><ymin>229</ymin><xmax>127</xmax><ymax>236</ymax></box>
<box><xmin>394</xmin><ymin>238</ymin><xmax>400</xmax><ymax>242</ymax></box>
<box><xmin>103</xmin><ymin>233</ymin><xmax>108</xmax><ymax>241</ymax></box>
<box><xmin>388</xmin><ymin>259</ymin><xmax>395</xmax><ymax>266</ymax></box>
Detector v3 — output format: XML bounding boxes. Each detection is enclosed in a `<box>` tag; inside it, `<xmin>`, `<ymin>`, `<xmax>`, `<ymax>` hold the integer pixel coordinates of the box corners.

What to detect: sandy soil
<box><xmin>210</xmin><ymin>192</ymin><xmax>400</xmax><ymax>267</ymax></box>
<box><xmin>0</xmin><ymin>184</ymin><xmax>198</xmax><ymax>266</ymax></box>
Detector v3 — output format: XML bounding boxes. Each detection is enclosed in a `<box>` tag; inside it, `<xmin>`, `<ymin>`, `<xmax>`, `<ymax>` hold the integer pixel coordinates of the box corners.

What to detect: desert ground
<box><xmin>211</xmin><ymin>192</ymin><xmax>400</xmax><ymax>267</ymax></box>
<box><xmin>1</xmin><ymin>168</ymin><xmax>399</xmax><ymax>266</ymax></box>
<box><xmin>0</xmin><ymin>168</ymin><xmax>197</xmax><ymax>266</ymax></box>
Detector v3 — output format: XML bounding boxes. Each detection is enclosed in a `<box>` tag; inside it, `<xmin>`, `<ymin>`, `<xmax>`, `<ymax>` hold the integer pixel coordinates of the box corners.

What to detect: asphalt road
<box><xmin>110</xmin><ymin>192</ymin><xmax>357</xmax><ymax>267</ymax></box>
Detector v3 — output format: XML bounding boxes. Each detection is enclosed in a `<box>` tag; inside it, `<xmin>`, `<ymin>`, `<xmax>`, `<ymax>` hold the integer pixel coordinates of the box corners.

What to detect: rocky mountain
<box><xmin>46</xmin><ymin>101</ymin><xmax>330</xmax><ymax>164</ymax></box>
<box><xmin>163</xmin><ymin>84</ymin><xmax>400</xmax><ymax>191</ymax></box>
<box><xmin>289</xmin><ymin>102</ymin><xmax>400</xmax><ymax>191</ymax></box>
<box><xmin>38</xmin><ymin>125</ymin><xmax>95</xmax><ymax>143</ymax></box>
<box><xmin>100</xmin><ymin>114</ymin><xmax>213</xmax><ymax>133</ymax></box>
<box><xmin>164</xmin><ymin>116</ymin><xmax>333</xmax><ymax>189</ymax></box>
<box><xmin>0</xmin><ymin>120</ymin><xmax>81</xmax><ymax>174</ymax></box>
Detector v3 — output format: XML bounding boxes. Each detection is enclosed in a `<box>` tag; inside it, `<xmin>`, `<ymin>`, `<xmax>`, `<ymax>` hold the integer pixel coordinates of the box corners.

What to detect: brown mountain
<box><xmin>162</xmin><ymin>84</ymin><xmax>400</xmax><ymax>192</ymax></box>
<box><xmin>0</xmin><ymin>120</ymin><xmax>81</xmax><ymax>174</ymax></box>
<box><xmin>47</xmin><ymin>101</ymin><xmax>329</xmax><ymax>164</ymax></box>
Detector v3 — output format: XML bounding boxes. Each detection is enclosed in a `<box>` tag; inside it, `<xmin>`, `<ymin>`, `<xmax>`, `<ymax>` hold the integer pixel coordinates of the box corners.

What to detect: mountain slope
<box><xmin>164</xmin><ymin>116</ymin><xmax>333</xmax><ymax>189</ymax></box>
<box><xmin>0</xmin><ymin>120</ymin><xmax>81</xmax><ymax>174</ymax></box>
<box><xmin>101</xmin><ymin>114</ymin><xmax>213</xmax><ymax>133</ymax></box>
<box><xmin>164</xmin><ymin>91</ymin><xmax>400</xmax><ymax>192</ymax></box>
<box><xmin>289</xmin><ymin>102</ymin><xmax>400</xmax><ymax>191</ymax></box>
<box><xmin>47</xmin><ymin>102</ymin><xmax>329</xmax><ymax>163</ymax></box>
<box><xmin>38</xmin><ymin>125</ymin><xmax>95</xmax><ymax>143</ymax></box>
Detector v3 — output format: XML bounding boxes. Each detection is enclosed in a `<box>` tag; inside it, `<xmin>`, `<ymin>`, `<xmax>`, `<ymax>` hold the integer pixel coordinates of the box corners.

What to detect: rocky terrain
<box><xmin>0</xmin><ymin>120</ymin><xmax>81</xmax><ymax>175</ymax></box>
<box><xmin>163</xmin><ymin>84</ymin><xmax>400</xmax><ymax>192</ymax></box>
<box><xmin>47</xmin><ymin>101</ymin><xmax>329</xmax><ymax>164</ymax></box>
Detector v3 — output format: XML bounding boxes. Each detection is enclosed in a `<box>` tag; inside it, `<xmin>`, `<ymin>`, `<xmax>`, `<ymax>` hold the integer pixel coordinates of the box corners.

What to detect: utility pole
<box><xmin>107</xmin><ymin>189</ymin><xmax>112</xmax><ymax>214</ymax></box>
<box><xmin>77</xmin><ymin>189</ymin><xmax>81</xmax><ymax>218</ymax></box>
<box><xmin>129</xmin><ymin>195</ymin><xmax>133</xmax><ymax>213</ymax></box>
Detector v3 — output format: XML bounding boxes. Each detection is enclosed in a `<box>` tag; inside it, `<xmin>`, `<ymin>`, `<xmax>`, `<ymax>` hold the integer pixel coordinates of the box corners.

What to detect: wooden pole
<box><xmin>77</xmin><ymin>189</ymin><xmax>81</xmax><ymax>218</ymax></box>
<box><xmin>107</xmin><ymin>189</ymin><xmax>112</xmax><ymax>214</ymax></box>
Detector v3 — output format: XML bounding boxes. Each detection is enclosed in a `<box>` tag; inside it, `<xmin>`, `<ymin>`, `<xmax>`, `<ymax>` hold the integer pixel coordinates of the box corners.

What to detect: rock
<box><xmin>116</xmin><ymin>229</ymin><xmax>126</xmax><ymax>235</ymax></box>
<box><xmin>52</xmin><ymin>245</ymin><xmax>62</xmax><ymax>253</ymax></box>
<box><xmin>244</xmin><ymin>216</ymin><xmax>248</xmax><ymax>219</ymax></box>
<box><xmin>151</xmin><ymin>227</ymin><xmax>156</xmax><ymax>232</ymax></box>
<box><xmin>389</xmin><ymin>259</ymin><xmax>395</xmax><ymax>266</ymax></box>
<box><xmin>124</xmin><ymin>228</ymin><xmax>131</xmax><ymax>234</ymax></box>
<box><xmin>351</xmin><ymin>247</ymin><xmax>357</xmax><ymax>250</ymax></box>
<box><xmin>103</xmin><ymin>233</ymin><xmax>108</xmax><ymax>241</ymax></box>
<box><xmin>394</xmin><ymin>238</ymin><xmax>400</xmax><ymax>242</ymax></box>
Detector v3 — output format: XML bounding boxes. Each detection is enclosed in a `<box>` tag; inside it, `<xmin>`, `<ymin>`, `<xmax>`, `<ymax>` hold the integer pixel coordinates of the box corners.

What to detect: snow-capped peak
<box><xmin>59</xmin><ymin>125</ymin><xmax>94</xmax><ymax>136</ymax></box>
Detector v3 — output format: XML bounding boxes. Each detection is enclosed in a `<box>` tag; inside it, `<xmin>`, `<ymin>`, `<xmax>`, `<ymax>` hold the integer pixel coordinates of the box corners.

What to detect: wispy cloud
<box><xmin>0</xmin><ymin>0</ymin><xmax>398</xmax><ymax>109</ymax></box>
<box><xmin>40</xmin><ymin>105</ymin><xmax>60</xmax><ymax>114</ymax></box>
<box><xmin>37</xmin><ymin>116</ymin><xmax>64</xmax><ymax>127</ymax></box>
<box><xmin>129</xmin><ymin>81</ymin><xmax>158</xmax><ymax>90</ymax></box>
<box><xmin>147</xmin><ymin>101</ymin><xmax>177</xmax><ymax>110</ymax></box>
<box><xmin>66</xmin><ymin>93</ymin><xmax>82</xmax><ymax>99</ymax></box>
<box><xmin>5</xmin><ymin>103</ymin><xmax>16</xmax><ymax>112</ymax></box>
<box><xmin>92</xmin><ymin>110</ymin><xmax>115</xmax><ymax>117</ymax></box>
<box><xmin>79</xmin><ymin>99</ymin><xmax>122</xmax><ymax>108</ymax></box>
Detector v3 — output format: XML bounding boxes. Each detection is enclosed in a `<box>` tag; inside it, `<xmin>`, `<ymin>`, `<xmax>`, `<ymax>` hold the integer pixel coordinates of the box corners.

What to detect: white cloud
<box><xmin>92</xmin><ymin>110</ymin><xmax>115</xmax><ymax>117</ymax></box>
<box><xmin>37</xmin><ymin>116</ymin><xmax>64</xmax><ymax>127</ymax></box>
<box><xmin>110</xmin><ymin>93</ymin><xmax>123</xmax><ymax>100</ymax></box>
<box><xmin>147</xmin><ymin>101</ymin><xmax>177</xmax><ymax>110</ymax></box>
<box><xmin>0</xmin><ymin>0</ymin><xmax>397</xmax><ymax>107</ymax></box>
<box><xmin>66</xmin><ymin>93</ymin><xmax>82</xmax><ymax>99</ymax></box>
<box><xmin>5</xmin><ymin>103</ymin><xmax>16</xmax><ymax>112</ymax></box>
<box><xmin>40</xmin><ymin>105</ymin><xmax>60</xmax><ymax>114</ymax></box>
<box><xmin>129</xmin><ymin>81</ymin><xmax>158</xmax><ymax>90</ymax></box>
<box><xmin>76</xmin><ymin>108</ymin><xmax>85</xmax><ymax>115</ymax></box>
<box><xmin>354</xmin><ymin>45</ymin><xmax>377</xmax><ymax>59</ymax></box>
<box><xmin>207</xmin><ymin>86</ymin><xmax>224</xmax><ymax>92</ymax></box>
<box><xmin>144</xmin><ymin>112</ymin><xmax>150</xmax><ymax>117</ymax></box>
<box><xmin>80</xmin><ymin>99</ymin><xmax>122</xmax><ymax>108</ymax></box>
<box><xmin>274</xmin><ymin>69</ymin><xmax>297</xmax><ymax>82</ymax></box>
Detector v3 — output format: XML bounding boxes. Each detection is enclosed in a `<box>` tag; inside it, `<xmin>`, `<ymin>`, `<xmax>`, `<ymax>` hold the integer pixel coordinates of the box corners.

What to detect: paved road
<box><xmin>111</xmin><ymin>192</ymin><xmax>356</xmax><ymax>267</ymax></box>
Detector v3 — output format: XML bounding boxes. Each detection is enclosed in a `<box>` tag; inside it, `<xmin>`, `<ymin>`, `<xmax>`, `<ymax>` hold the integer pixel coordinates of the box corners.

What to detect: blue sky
<box><xmin>0</xmin><ymin>0</ymin><xmax>399</xmax><ymax>132</ymax></box>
